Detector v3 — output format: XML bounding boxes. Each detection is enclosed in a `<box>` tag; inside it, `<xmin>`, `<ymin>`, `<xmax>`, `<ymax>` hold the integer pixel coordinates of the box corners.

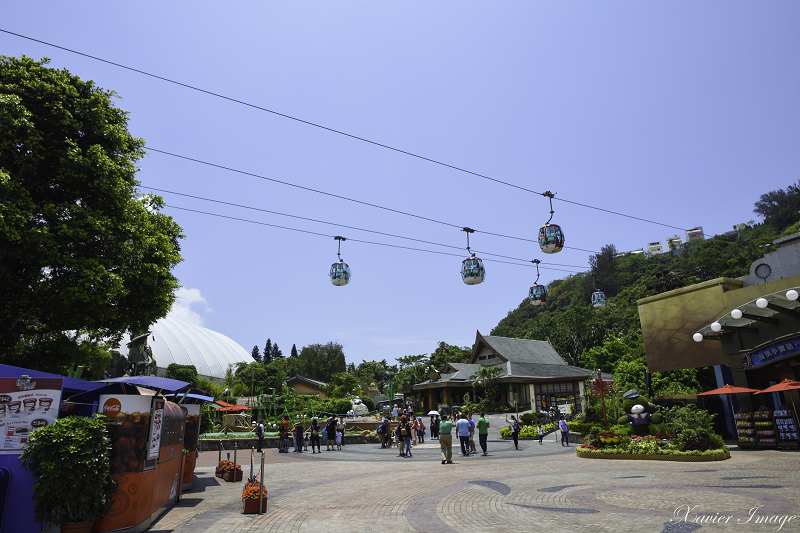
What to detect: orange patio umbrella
<box><xmin>754</xmin><ymin>379</ymin><xmax>800</xmax><ymax>417</ymax></box>
<box><xmin>698</xmin><ymin>384</ymin><xmax>759</xmax><ymax>423</ymax></box>
<box><xmin>697</xmin><ymin>384</ymin><xmax>759</xmax><ymax>396</ymax></box>
<box><xmin>753</xmin><ymin>379</ymin><xmax>800</xmax><ymax>395</ymax></box>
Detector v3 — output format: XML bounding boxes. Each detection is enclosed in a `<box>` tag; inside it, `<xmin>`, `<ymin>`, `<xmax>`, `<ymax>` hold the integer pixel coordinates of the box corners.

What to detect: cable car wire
<box><xmin>143</xmin><ymin>148</ymin><xmax>599</xmax><ymax>254</ymax></box>
<box><xmin>165</xmin><ymin>205</ymin><xmax>581</xmax><ymax>274</ymax></box>
<box><xmin>1</xmin><ymin>28</ymin><xmax>694</xmax><ymax>235</ymax></box>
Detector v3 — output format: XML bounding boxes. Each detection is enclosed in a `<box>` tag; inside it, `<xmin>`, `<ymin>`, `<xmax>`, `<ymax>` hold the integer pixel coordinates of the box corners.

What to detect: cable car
<box><xmin>330</xmin><ymin>236</ymin><xmax>351</xmax><ymax>286</ymax></box>
<box><xmin>529</xmin><ymin>283</ymin><xmax>547</xmax><ymax>305</ymax></box>
<box><xmin>591</xmin><ymin>290</ymin><xmax>606</xmax><ymax>308</ymax></box>
<box><xmin>460</xmin><ymin>227</ymin><xmax>485</xmax><ymax>285</ymax></box>
<box><xmin>461</xmin><ymin>255</ymin><xmax>485</xmax><ymax>285</ymax></box>
<box><xmin>538</xmin><ymin>224</ymin><xmax>564</xmax><ymax>254</ymax></box>
<box><xmin>538</xmin><ymin>191</ymin><xmax>564</xmax><ymax>254</ymax></box>
<box><xmin>330</xmin><ymin>260</ymin><xmax>351</xmax><ymax>286</ymax></box>
<box><xmin>528</xmin><ymin>258</ymin><xmax>546</xmax><ymax>305</ymax></box>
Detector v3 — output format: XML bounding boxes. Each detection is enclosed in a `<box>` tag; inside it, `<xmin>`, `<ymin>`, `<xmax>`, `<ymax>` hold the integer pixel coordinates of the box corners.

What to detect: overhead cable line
<box><xmin>1</xmin><ymin>28</ymin><xmax>691</xmax><ymax>234</ymax></box>
<box><xmin>143</xmin><ymin>148</ymin><xmax>600</xmax><ymax>254</ymax></box>
<box><xmin>145</xmin><ymin>185</ymin><xmax>591</xmax><ymax>269</ymax></box>
<box><xmin>164</xmin><ymin>205</ymin><xmax>581</xmax><ymax>274</ymax></box>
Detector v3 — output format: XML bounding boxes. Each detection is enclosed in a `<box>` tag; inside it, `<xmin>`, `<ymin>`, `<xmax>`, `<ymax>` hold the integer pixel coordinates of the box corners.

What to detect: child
<box><xmin>538</xmin><ymin>424</ymin><xmax>544</xmax><ymax>445</ymax></box>
<box><xmin>303</xmin><ymin>433</ymin><xmax>310</xmax><ymax>451</ymax></box>
<box><xmin>335</xmin><ymin>430</ymin><xmax>343</xmax><ymax>450</ymax></box>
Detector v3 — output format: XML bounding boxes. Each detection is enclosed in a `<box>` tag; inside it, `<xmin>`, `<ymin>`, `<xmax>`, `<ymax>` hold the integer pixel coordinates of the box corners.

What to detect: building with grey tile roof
<box><xmin>413</xmin><ymin>331</ymin><xmax>599</xmax><ymax>415</ymax></box>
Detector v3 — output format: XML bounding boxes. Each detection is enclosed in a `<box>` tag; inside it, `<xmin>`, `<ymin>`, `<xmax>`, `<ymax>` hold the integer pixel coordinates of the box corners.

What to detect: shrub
<box><xmin>676</xmin><ymin>428</ymin><xmax>724</xmax><ymax>452</ymax></box>
<box><xmin>662</xmin><ymin>404</ymin><xmax>716</xmax><ymax>433</ymax></box>
<box><xmin>521</xmin><ymin>412</ymin><xmax>544</xmax><ymax>425</ymax></box>
<box><xmin>359</xmin><ymin>396</ymin><xmax>375</xmax><ymax>412</ymax></box>
<box><xmin>333</xmin><ymin>399</ymin><xmax>353</xmax><ymax>416</ymax></box>
<box><xmin>20</xmin><ymin>415</ymin><xmax>117</xmax><ymax>526</ymax></box>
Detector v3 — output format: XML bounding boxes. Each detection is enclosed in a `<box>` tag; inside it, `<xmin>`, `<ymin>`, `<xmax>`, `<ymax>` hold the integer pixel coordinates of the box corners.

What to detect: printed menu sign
<box><xmin>0</xmin><ymin>377</ymin><xmax>63</xmax><ymax>454</ymax></box>
<box><xmin>149</xmin><ymin>400</ymin><xmax>164</xmax><ymax>459</ymax></box>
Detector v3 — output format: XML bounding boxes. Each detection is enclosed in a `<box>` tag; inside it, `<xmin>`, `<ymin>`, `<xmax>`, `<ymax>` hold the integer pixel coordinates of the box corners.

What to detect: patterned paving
<box><xmin>151</xmin><ymin>416</ymin><xmax>800</xmax><ymax>533</ymax></box>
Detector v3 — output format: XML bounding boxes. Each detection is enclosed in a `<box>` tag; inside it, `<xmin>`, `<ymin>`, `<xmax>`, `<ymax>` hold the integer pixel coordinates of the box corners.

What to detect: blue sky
<box><xmin>3</xmin><ymin>2</ymin><xmax>799</xmax><ymax>366</ymax></box>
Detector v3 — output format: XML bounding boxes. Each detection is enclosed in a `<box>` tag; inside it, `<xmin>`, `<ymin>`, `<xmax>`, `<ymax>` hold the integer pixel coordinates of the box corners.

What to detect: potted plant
<box><xmin>20</xmin><ymin>414</ymin><xmax>117</xmax><ymax>533</ymax></box>
<box><xmin>219</xmin><ymin>460</ymin><xmax>242</xmax><ymax>482</ymax></box>
<box><xmin>242</xmin><ymin>476</ymin><xmax>268</xmax><ymax>513</ymax></box>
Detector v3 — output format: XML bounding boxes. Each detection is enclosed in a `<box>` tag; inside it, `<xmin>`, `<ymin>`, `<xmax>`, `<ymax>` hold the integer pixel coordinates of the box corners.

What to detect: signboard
<box><xmin>0</xmin><ymin>377</ymin><xmax>63</xmax><ymax>454</ymax></box>
<box><xmin>742</xmin><ymin>336</ymin><xmax>800</xmax><ymax>370</ymax></box>
<box><xmin>149</xmin><ymin>400</ymin><xmax>164</xmax><ymax>459</ymax></box>
<box><xmin>100</xmin><ymin>394</ymin><xmax>153</xmax><ymax>474</ymax></box>
<box><xmin>590</xmin><ymin>380</ymin><xmax>613</xmax><ymax>397</ymax></box>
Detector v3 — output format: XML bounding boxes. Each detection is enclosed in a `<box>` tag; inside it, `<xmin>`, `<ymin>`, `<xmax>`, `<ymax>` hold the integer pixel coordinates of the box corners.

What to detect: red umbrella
<box><xmin>754</xmin><ymin>379</ymin><xmax>800</xmax><ymax>419</ymax></box>
<box><xmin>698</xmin><ymin>384</ymin><xmax>759</xmax><ymax>426</ymax></box>
<box><xmin>753</xmin><ymin>379</ymin><xmax>800</xmax><ymax>395</ymax></box>
<box><xmin>697</xmin><ymin>384</ymin><xmax>759</xmax><ymax>395</ymax></box>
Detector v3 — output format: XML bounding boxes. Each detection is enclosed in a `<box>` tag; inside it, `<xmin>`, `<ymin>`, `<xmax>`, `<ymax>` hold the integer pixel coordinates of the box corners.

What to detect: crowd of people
<box><xmin>252</xmin><ymin>407</ymin><xmax>570</xmax><ymax>460</ymax></box>
<box><xmin>255</xmin><ymin>415</ymin><xmax>348</xmax><ymax>454</ymax></box>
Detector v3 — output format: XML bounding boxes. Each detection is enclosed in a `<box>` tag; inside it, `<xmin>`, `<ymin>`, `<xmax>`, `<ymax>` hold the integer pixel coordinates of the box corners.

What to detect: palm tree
<box><xmin>470</xmin><ymin>366</ymin><xmax>501</xmax><ymax>403</ymax></box>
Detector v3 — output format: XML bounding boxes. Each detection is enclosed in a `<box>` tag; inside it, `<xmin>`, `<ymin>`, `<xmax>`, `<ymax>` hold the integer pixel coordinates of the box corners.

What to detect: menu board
<box><xmin>0</xmin><ymin>377</ymin><xmax>63</xmax><ymax>454</ymax></box>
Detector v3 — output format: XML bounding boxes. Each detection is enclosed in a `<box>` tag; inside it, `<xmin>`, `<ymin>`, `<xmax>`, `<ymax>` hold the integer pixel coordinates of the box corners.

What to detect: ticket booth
<box><xmin>93</xmin><ymin>391</ymin><xmax>185</xmax><ymax>533</ymax></box>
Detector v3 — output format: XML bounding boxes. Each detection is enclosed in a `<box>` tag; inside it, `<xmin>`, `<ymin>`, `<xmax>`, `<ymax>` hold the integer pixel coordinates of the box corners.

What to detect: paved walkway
<box><xmin>151</xmin><ymin>415</ymin><xmax>800</xmax><ymax>533</ymax></box>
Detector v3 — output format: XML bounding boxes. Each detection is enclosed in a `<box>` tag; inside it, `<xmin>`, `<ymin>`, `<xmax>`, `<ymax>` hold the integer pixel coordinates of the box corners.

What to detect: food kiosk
<box><xmin>91</xmin><ymin>377</ymin><xmax>187</xmax><ymax>533</ymax></box>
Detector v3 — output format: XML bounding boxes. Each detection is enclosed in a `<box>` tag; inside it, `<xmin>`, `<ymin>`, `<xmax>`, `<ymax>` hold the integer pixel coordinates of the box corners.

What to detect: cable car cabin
<box><xmin>461</xmin><ymin>256</ymin><xmax>485</xmax><ymax>285</ymax></box>
<box><xmin>591</xmin><ymin>291</ymin><xmax>606</xmax><ymax>308</ymax></box>
<box><xmin>538</xmin><ymin>224</ymin><xmax>564</xmax><ymax>254</ymax></box>
<box><xmin>529</xmin><ymin>284</ymin><xmax>547</xmax><ymax>305</ymax></box>
<box><xmin>330</xmin><ymin>261</ymin><xmax>351</xmax><ymax>286</ymax></box>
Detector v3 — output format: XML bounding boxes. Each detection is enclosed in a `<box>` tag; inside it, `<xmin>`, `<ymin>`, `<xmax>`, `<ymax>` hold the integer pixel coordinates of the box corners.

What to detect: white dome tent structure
<box><xmin>121</xmin><ymin>316</ymin><xmax>252</xmax><ymax>381</ymax></box>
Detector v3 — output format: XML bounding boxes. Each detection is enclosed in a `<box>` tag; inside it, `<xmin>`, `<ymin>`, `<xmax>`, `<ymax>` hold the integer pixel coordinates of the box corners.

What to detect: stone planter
<box><xmin>222</xmin><ymin>470</ymin><xmax>243</xmax><ymax>482</ymax></box>
<box><xmin>242</xmin><ymin>497</ymin><xmax>268</xmax><ymax>514</ymax></box>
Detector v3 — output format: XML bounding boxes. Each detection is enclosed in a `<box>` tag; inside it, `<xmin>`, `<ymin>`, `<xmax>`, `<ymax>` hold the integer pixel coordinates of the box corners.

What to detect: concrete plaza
<box><xmin>152</xmin><ymin>416</ymin><xmax>800</xmax><ymax>533</ymax></box>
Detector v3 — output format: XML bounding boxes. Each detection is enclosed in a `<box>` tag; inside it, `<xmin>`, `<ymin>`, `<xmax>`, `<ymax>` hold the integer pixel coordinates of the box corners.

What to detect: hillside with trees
<box><xmin>491</xmin><ymin>181</ymin><xmax>800</xmax><ymax>396</ymax></box>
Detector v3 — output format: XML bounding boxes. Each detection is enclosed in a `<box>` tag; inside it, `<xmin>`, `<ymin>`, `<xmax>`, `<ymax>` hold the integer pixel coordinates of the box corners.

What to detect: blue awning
<box><xmin>0</xmin><ymin>364</ymin><xmax>104</xmax><ymax>393</ymax></box>
<box><xmin>164</xmin><ymin>392</ymin><xmax>214</xmax><ymax>403</ymax></box>
<box><xmin>99</xmin><ymin>375</ymin><xmax>189</xmax><ymax>391</ymax></box>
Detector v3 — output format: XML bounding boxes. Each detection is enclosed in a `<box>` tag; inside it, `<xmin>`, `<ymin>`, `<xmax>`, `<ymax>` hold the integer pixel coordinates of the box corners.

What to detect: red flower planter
<box><xmin>222</xmin><ymin>470</ymin><xmax>243</xmax><ymax>482</ymax></box>
<box><xmin>242</xmin><ymin>497</ymin><xmax>268</xmax><ymax>514</ymax></box>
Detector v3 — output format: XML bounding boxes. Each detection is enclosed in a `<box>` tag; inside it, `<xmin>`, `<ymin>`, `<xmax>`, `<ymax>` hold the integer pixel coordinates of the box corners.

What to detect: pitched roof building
<box><xmin>413</xmin><ymin>331</ymin><xmax>595</xmax><ymax>415</ymax></box>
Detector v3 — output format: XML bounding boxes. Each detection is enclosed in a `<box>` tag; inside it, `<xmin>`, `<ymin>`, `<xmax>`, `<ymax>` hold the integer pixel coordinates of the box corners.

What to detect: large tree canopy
<box><xmin>0</xmin><ymin>56</ymin><xmax>183</xmax><ymax>376</ymax></box>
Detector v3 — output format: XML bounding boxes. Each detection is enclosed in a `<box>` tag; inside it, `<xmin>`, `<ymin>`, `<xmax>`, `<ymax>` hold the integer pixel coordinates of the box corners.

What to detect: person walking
<box><xmin>456</xmin><ymin>413</ymin><xmax>471</xmax><ymax>457</ymax></box>
<box><xmin>538</xmin><ymin>423</ymin><xmax>544</xmax><ymax>445</ymax></box>
<box><xmin>256</xmin><ymin>419</ymin><xmax>265</xmax><ymax>453</ymax></box>
<box><xmin>309</xmin><ymin>418</ymin><xmax>322</xmax><ymax>453</ymax></box>
<box><xmin>476</xmin><ymin>412</ymin><xmax>490</xmax><ymax>456</ymax></box>
<box><xmin>559</xmin><ymin>415</ymin><xmax>569</xmax><ymax>447</ymax></box>
<box><xmin>467</xmin><ymin>413</ymin><xmax>477</xmax><ymax>453</ymax></box>
<box><xmin>400</xmin><ymin>416</ymin><xmax>413</xmax><ymax>457</ymax></box>
<box><xmin>505</xmin><ymin>414</ymin><xmax>521</xmax><ymax>450</ymax></box>
<box><xmin>392</xmin><ymin>404</ymin><xmax>399</xmax><ymax>421</ymax></box>
<box><xmin>279</xmin><ymin>415</ymin><xmax>290</xmax><ymax>453</ymax></box>
<box><xmin>438</xmin><ymin>414</ymin><xmax>454</xmax><ymax>464</ymax></box>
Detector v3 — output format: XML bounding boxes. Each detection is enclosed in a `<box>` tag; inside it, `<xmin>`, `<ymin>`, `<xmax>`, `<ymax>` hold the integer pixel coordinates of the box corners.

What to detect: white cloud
<box><xmin>167</xmin><ymin>287</ymin><xmax>212</xmax><ymax>326</ymax></box>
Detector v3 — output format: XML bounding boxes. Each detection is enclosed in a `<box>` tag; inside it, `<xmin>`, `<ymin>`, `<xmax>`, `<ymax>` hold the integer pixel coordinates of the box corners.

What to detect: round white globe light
<box><xmin>731</xmin><ymin>309</ymin><xmax>743</xmax><ymax>319</ymax></box>
<box><xmin>787</xmin><ymin>289</ymin><xmax>798</xmax><ymax>301</ymax></box>
<box><xmin>756</xmin><ymin>298</ymin><xmax>769</xmax><ymax>308</ymax></box>
<box><xmin>711</xmin><ymin>322</ymin><xmax>722</xmax><ymax>332</ymax></box>
<box><xmin>693</xmin><ymin>333</ymin><xmax>703</xmax><ymax>342</ymax></box>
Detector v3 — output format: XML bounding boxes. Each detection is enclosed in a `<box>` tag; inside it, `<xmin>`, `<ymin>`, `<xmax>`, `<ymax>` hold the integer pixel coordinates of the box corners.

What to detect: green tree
<box><xmin>291</xmin><ymin>344</ymin><xmax>298</xmax><ymax>358</ymax></box>
<box><xmin>0</xmin><ymin>56</ymin><xmax>184</xmax><ymax>374</ymax></box>
<box><xmin>428</xmin><ymin>342</ymin><xmax>471</xmax><ymax>370</ymax></box>
<box><xmin>325</xmin><ymin>372</ymin><xmax>360</xmax><ymax>398</ymax></box>
<box><xmin>271</xmin><ymin>343</ymin><xmax>283</xmax><ymax>359</ymax></box>
<box><xmin>470</xmin><ymin>365</ymin><xmax>501</xmax><ymax>401</ymax></box>
<box><xmin>263</xmin><ymin>339</ymin><xmax>273</xmax><ymax>364</ymax></box>
<box><xmin>754</xmin><ymin>181</ymin><xmax>800</xmax><ymax>230</ymax></box>
<box><xmin>297</xmin><ymin>342</ymin><xmax>346</xmax><ymax>382</ymax></box>
<box><xmin>251</xmin><ymin>345</ymin><xmax>261</xmax><ymax>362</ymax></box>
<box><xmin>163</xmin><ymin>363</ymin><xmax>199</xmax><ymax>388</ymax></box>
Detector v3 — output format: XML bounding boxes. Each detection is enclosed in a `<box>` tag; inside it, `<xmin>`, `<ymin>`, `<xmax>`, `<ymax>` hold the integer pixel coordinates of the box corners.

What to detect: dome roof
<box><xmin>124</xmin><ymin>316</ymin><xmax>252</xmax><ymax>381</ymax></box>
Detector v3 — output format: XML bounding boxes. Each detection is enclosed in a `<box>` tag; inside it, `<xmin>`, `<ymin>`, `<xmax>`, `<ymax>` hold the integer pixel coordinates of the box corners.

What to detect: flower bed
<box><xmin>576</xmin><ymin>430</ymin><xmax>730</xmax><ymax>462</ymax></box>
<box><xmin>242</xmin><ymin>476</ymin><xmax>268</xmax><ymax>513</ymax></box>
<box><xmin>576</xmin><ymin>447</ymin><xmax>730</xmax><ymax>461</ymax></box>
